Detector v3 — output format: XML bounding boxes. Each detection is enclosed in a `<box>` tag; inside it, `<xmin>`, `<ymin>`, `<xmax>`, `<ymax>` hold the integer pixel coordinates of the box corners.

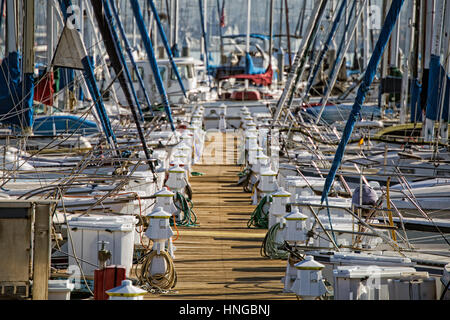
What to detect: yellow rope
<box><xmin>136</xmin><ymin>250</ymin><xmax>177</xmax><ymax>291</ymax></box>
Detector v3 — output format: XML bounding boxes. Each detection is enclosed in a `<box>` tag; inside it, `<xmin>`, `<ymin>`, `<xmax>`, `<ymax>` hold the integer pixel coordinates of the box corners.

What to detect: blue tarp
<box><xmin>426</xmin><ymin>55</ymin><xmax>442</xmax><ymax>121</ymax></box>
<box><xmin>0</xmin><ymin>51</ymin><xmax>34</xmax><ymax>128</ymax></box>
<box><xmin>33</xmin><ymin>115</ymin><xmax>99</xmax><ymax>136</ymax></box>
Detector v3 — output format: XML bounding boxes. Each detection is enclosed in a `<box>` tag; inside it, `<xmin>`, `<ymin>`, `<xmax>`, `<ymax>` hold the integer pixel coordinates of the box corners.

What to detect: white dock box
<box><xmin>333</xmin><ymin>266</ymin><xmax>416</xmax><ymax>300</ymax></box>
<box><xmin>66</xmin><ymin>215</ymin><xmax>138</xmax><ymax>277</ymax></box>
<box><xmin>48</xmin><ymin>280</ymin><xmax>74</xmax><ymax>300</ymax></box>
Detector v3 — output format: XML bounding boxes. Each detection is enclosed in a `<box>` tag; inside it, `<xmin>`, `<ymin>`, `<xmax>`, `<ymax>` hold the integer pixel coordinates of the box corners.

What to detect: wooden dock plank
<box><xmin>144</xmin><ymin>133</ymin><xmax>295</xmax><ymax>300</ymax></box>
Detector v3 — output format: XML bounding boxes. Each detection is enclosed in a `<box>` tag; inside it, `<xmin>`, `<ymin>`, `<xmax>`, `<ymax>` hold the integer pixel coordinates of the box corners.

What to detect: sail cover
<box><xmin>222</xmin><ymin>64</ymin><xmax>273</xmax><ymax>87</ymax></box>
<box><xmin>34</xmin><ymin>71</ymin><xmax>55</xmax><ymax>106</ymax></box>
<box><xmin>0</xmin><ymin>51</ymin><xmax>34</xmax><ymax>128</ymax></box>
<box><xmin>245</xmin><ymin>53</ymin><xmax>267</xmax><ymax>75</ymax></box>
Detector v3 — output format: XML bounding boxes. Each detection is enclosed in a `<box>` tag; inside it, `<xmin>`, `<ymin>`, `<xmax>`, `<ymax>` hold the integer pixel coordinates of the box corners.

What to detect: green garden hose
<box><xmin>172</xmin><ymin>192</ymin><xmax>199</xmax><ymax>227</ymax></box>
<box><xmin>261</xmin><ymin>223</ymin><xmax>289</xmax><ymax>259</ymax></box>
<box><xmin>247</xmin><ymin>195</ymin><xmax>271</xmax><ymax>229</ymax></box>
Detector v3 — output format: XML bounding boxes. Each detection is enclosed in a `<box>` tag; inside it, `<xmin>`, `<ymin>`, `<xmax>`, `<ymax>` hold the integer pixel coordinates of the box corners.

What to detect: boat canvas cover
<box><xmin>34</xmin><ymin>70</ymin><xmax>54</xmax><ymax>106</ymax></box>
<box><xmin>223</xmin><ymin>64</ymin><xmax>273</xmax><ymax>87</ymax></box>
<box><xmin>0</xmin><ymin>51</ymin><xmax>34</xmax><ymax>128</ymax></box>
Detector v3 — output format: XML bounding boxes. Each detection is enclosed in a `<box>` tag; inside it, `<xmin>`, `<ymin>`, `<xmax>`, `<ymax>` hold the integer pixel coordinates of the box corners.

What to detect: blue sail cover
<box><xmin>321</xmin><ymin>0</ymin><xmax>405</xmax><ymax>203</ymax></box>
<box><xmin>410</xmin><ymin>79</ymin><xmax>422</xmax><ymax>122</ymax></box>
<box><xmin>425</xmin><ymin>54</ymin><xmax>450</xmax><ymax>121</ymax></box>
<box><xmin>0</xmin><ymin>52</ymin><xmax>34</xmax><ymax>128</ymax></box>
<box><xmin>443</xmin><ymin>75</ymin><xmax>450</xmax><ymax>122</ymax></box>
<box><xmin>245</xmin><ymin>53</ymin><xmax>266</xmax><ymax>75</ymax></box>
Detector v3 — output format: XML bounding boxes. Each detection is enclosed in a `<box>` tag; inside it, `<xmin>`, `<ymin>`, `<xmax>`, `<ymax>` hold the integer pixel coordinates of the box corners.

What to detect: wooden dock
<box><xmin>144</xmin><ymin>132</ymin><xmax>295</xmax><ymax>300</ymax></box>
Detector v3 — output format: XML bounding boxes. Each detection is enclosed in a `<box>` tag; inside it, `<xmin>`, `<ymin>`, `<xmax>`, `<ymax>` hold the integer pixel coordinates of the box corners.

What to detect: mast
<box><xmin>83</xmin><ymin>1</ymin><xmax>119</xmax><ymax>111</ymax></box>
<box><xmin>0</xmin><ymin>0</ymin><xmax>4</xmax><ymax>38</ymax></box>
<box><xmin>47</xmin><ymin>0</ymin><xmax>54</xmax><ymax>69</ymax></box>
<box><xmin>245</xmin><ymin>0</ymin><xmax>251</xmax><ymax>90</ymax></box>
<box><xmin>99</xmin><ymin>0</ymin><xmax>156</xmax><ymax>172</ymax></box>
<box><xmin>424</xmin><ymin>0</ymin><xmax>444</xmax><ymax>142</ymax></box>
<box><xmin>278</xmin><ymin>0</ymin><xmax>283</xmax><ymax>49</ymax></box>
<box><xmin>148</xmin><ymin>0</ymin><xmax>187</xmax><ymax>98</ymax></box>
<box><xmin>389</xmin><ymin>3</ymin><xmax>400</xmax><ymax>68</ymax></box>
<box><xmin>217</xmin><ymin>0</ymin><xmax>225</xmax><ymax>64</ymax></box>
<box><xmin>294</xmin><ymin>0</ymin><xmax>307</xmax><ymax>38</ymax></box>
<box><xmin>109</xmin><ymin>0</ymin><xmax>154</xmax><ymax>116</ymax></box>
<box><xmin>57</xmin><ymin>0</ymin><xmax>119</xmax><ymax>153</ymax></box>
<box><xmin>315</xmin><ymin>0</ymin><xmax>367</xmax><ymax>124</ymax></box>
<box><xmin>172</xmin><ymin>0</ymin><xmax>179</xmax><ymax>56</ymax></box>
<box><xmin>300</xmin><ymin>0</ymin><xmax>347</xmax><ymax>109</ymax></box>
<box><xmin>22</xmin><ymin>0</ymin><xmax>35</xmax><ymax>133</ymax></box>
<box><xmin>130</xmin><ymin>0</ymin><xmax>176</xmax><ymax>131</ymax></box>
<box><xmin>199</xmin><ymin>0</ymin><xmax>208</xmax><ymax>65</ymax></box>
<box><xmin>273</xmin><ymin>0</ymin><xmax>329</xmax><ymax>123</ymax></box>
<box><xmin>198</xmin><ymin>0</ymin><xmax>209</xmax><ymax>70</ymax></box>
<box><xmin>284</xmin><ymin>0</ymin><xmax>292</xmax><ymax>70</ymax></box>
<box><xmin>269</xmin><ymin>0</ymin><xmax>274</xmax><ymax>68</ymax></box>
<box><xmin>363</xmin><ymin>0</ymin><xmax>370</xmax><ymax>69</ymax></box>
<box><xmin>321</xmin><ymin>0</ymin><xmax>406</xmax><ymax>203</ymax></box>
<box><xmin>5</xmin><ymin>0</ymin><xmax>16</xmax><ymax>54</ymax></box>
<box><xmin>168</xmin><ymin>0</ymin><xmax>173</xmax><ymax>47</ymax></box>
<box><xmin>418</xmin><ymin>0</ymin><xmax>434</xmax><ymax>121</ymax></box>
<box><xmin>409</xmin><ymin>0</ymin><xmax>422</xmax><ymax>123</ymax></box>
<box><xmin>399</xmin><ymin>0</ymin><xmax>416</xmax><ymax>124</ymax></box>
<box><xmin>379</xmin><ymin>0</ymin><xmax>390</xmax><ymax>113</ymax></box>
<box><xmin>439</xmin><ymin>0</ymin><xmax>450</xmax><ymax>143</ymax></box>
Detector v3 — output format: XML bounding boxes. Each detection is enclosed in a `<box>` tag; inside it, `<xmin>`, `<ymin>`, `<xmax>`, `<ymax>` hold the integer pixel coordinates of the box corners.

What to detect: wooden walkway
<box><xmin>145</xmin><ymin>132</ymin><xmax>295</xmax><ymax>300</ymax></box>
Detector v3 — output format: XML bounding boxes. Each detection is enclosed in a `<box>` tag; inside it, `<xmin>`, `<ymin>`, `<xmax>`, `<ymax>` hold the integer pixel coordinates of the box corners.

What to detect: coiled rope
<box><xmin>172</xmin><ymin>192</ymin><xmax>198</xmax><ymax>227</ymax></box>
<box><xmin>134</xmin><ymin>249</ymin><xmax>177</xmax><ymax>292</ymax></box>
<box><xmin>247</xmin><ymin>195</ymin><xmax>271</xmax><ymax>229</ymax></box>
<box><xmin>260</xmin><ymin>223</ymin><xmax>289</xmax><ymax>259</ymax></box>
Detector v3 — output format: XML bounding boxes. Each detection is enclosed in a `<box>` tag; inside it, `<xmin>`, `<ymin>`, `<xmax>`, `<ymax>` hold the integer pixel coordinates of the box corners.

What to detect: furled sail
<box><xmin>0</xmin><ymin>51</ymin><xmax>34</xmax><ymax>128</ymax></box>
